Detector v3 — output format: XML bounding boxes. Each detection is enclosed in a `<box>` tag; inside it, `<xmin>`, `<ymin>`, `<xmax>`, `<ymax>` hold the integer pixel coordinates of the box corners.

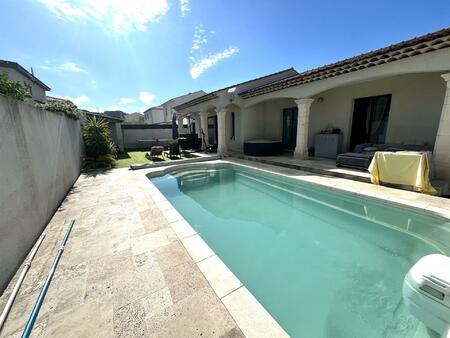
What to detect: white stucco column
<box><xmin>177</xmin><ymin>115</ymin><xmax>185</xmax><ymax>135</ymax></box>
<box><xmin>433</xmin><ymin>73</ymin><xmax>450</xmax><ymax>182</ymax></box>
<box><xmin>216</xmin><ymin>108</ymin><xmax>228</xmax><ymax>155</ymax></box>
<box><xmin>199</xmin><ymin>111</ymin><xmax>209</xmax><ymax>149</ymax></box>
<box><xmin>293</xmin><ymin>98</ymin><xmax>314</xmax><ymax>160</ymax></box>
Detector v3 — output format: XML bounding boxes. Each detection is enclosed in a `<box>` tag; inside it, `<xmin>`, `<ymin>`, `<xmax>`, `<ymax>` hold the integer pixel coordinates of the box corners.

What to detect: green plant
<box><xmin>35</xmin><ymin>99</ymin><xmax>81</xmax><ymax>120</ymax></box>
<box><xmin>0</xmin><ymin>72</ymin><xmax>31</xmax><ymax>101</ymax></box>
<box><xmin>83</xmin><ymin>116</ymin><xmax>116</xmax><ymax>159</ymax></box>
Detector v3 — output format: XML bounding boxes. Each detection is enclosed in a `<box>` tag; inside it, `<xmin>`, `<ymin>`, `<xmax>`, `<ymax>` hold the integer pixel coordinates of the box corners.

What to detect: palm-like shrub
<box><xmin>83</xmin><ymin>116</ymin><xmax>116</xmax><ymax>159</ymax></box>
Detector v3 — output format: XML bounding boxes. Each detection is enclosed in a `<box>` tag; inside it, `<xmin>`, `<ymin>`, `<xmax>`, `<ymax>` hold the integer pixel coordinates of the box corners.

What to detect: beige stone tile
<box><xmin>44</xmin><ymin>296</ymin><xmax>114</xmax><ymax>338</ymax></box>
<box><xmin>197</xmin><ymin>255</ymin><xmax>242</xmax><ymax>299</ymax></box>
<box><xmin>169</xmin><ymin>219</ymin><xmax>197</xmax><ymax>239</ymax></box>
<box><xmin>0</xmin><ymin>290</ymin><xmax>42</xmax><ymax>337</ymax></box>
<box><xmin>113</xmin><ymin>299</ymin><xmax>147</xmax><ymax>337</ymax></box>
<box><xmin>85</xmin><ymin>251</ymin><xmax>133</xmax><ymax>302</ymax></box>
<box><xmin>154</xmin><ymin>241</ymin><xmax>193</xmax><ymax>272</ymax></box>
<box><xmin>181</xmin><ymin>234</ymin><xmax>215</xmax><ymax>263</ymax></box>
<box><xmin>112</xmin><ymin>265</ymin><xmax>165</xmax><ymax>309</ymax></box>
<box><xmin>141</xmin><ymin>287</ymin><xmax>173</xmax><ymax>318</ymax></box>
<box><xmin>145</xmin><ymin>287</ymin><xmax>240</xmax><ymax>338</ymax></box>
<box><xmin>141</xmin><ymin>213</ymin><xmax>168</xmax><ymax>234</ymax></box>
<box><xmin>130</xmin><ymin>229</ymin><xmax>172</xmax><ymax>256</ymax></box>
<box><xmin>222</xmin><ymin>287</ymin><xmax>289</xmax><ymax>338</ymax></box>
<box><xmin>161</xmin><ymin>261</ymin><xmax>209</xmax><ymax>303</ymax></box>
<box><xmin>2</xmin><ymin>319</ymin><xmax>48</xmax><ymax>338</ymax></box>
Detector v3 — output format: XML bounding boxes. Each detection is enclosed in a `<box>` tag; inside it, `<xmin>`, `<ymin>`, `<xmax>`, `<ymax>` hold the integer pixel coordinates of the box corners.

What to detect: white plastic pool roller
<box><xmin>403</xmin><ymin>254</ymin><xmax>450</xmax><ymax>336</ymax></box>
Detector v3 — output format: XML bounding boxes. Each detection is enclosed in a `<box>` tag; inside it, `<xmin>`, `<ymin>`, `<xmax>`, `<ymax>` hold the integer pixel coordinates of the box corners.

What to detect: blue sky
<box><xmin>1</xmin><ymin>0</ymin><xmax>449</xmax><ymax>113</ymax></box>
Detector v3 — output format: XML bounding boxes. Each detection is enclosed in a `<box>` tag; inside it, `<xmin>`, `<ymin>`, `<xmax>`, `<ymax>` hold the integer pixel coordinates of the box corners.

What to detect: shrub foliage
<box><xmin>35</xmin><ymin>99</ymin><xmax>81</xmax><ymax>120</ymax></box>
<box><xmin>83</xmin><ymin>116</ymin><xmax>116</xmax><ymax>159</ymax></box>
<box><xmin>0</xmin><ymin>72</ymin><xmax>31</xmax><ymax>101</ymax></box>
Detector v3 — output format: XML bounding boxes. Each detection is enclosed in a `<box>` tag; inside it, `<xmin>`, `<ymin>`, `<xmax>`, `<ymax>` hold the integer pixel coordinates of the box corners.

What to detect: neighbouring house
<box><xmin>81</xmin><ymin>110</ymin><xmax>125</xmax><ymax>152</ymax></box>
<box><xmin>104</xmin><ymin>110</ymin><xmax>126</xmax><ymax>120</ymax></box>
<box><xmin>105</xmin><ymin>110</ymin><xmax>144</xmax><ymax>125</ymax></box>
<box><xmin>144</xmin><ymin>105</ymin><xmax>165</xmax><ymax>124</ymax></box>
<box><xmin>143</xmin><ymin>91</ymin><xmax>206</xmax><ymax>124</ymax></box>
<box><xmin>124</xmin><ymin>112</ymin><xmax>144</xmax><ymax>124</ymax></box>
<box><xmin>0</xmin><ymin>59</ymin><xmax>50</xmax><ymax>103</ymax></box>
<box><xmin>175</xmin><ymin>27</ymin><xmax>450</xmax><ymax>184</ymax></box>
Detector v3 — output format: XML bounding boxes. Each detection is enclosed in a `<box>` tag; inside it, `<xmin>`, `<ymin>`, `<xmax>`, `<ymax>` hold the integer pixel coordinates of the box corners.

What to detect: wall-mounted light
<box><xmin>227</xmin><ymin>87</ymin><xmax>236</xmax><ymax>102</ymax></box>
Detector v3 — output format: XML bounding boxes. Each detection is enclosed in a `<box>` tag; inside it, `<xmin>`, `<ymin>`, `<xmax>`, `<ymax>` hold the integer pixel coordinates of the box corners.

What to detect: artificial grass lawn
<box><xmin>113</xmin><ymin>151</ymin><xmax>186</xmax><ymax>168</ymax></box>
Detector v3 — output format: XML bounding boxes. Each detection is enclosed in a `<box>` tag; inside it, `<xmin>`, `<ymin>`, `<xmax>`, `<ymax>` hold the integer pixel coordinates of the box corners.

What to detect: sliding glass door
<box><xmin>350</xmin><ymin>94</ymin><xmax>391</xmax><ymax>150</ymax></box>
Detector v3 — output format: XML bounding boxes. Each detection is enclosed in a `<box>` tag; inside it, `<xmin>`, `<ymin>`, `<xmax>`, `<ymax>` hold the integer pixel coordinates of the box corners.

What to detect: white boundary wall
<box><xmin>0</xmin><ymin>95</ymin><xmax>82</xmax><ymax>291</ymax></box>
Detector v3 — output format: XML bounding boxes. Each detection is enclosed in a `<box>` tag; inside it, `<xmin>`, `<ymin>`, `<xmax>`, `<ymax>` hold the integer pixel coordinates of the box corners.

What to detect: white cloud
<box><xmin>90</xmin><ymin>80</ymin><xmax>97</xmax><ymax>88</ymax></box>
<box><xmin>190</xmin><ymin>47</ymin><xmax>239</xmax><ymax>79</ymax></box>
<box><xmin>179</xmin><ymin>0</ymin><xmax>190</xmax><ymax>16</ymax></box>
<box><xmin>107</xmin><ymin>105</ymin><xmax>125</xmax><ymax>111</ymax></box>
<box><xmin>40</xmin><ymin>61</ymin><xmax>85</xmax><ymax>73</ymax></box>
<box><xmin>119</xmin><ymin>97</ymin><xmax>136</xmax><ymax>105</ymax></box>
<box><xmin>37</xmin><ymin>0</ymin><xmax>169</xmax><ymax>33</ymax></box>
<box><xmin>57</xmin><ymin>61</ymin><xmax>85</xmax><ymax>72</ymax></box>
<box><xmin>54</xmin><ymin>95</ymin><xmax>90</xmax><ymax>106</ymax></box>
<box><xmin>191</xmin><ymin>24</ymin><xmax>213</xmax><ymax>51</ymax></box>
<box><xmin>139</xmin><ymin>91</ymin><xmax>156</xmax><ymax>105</ymax></box>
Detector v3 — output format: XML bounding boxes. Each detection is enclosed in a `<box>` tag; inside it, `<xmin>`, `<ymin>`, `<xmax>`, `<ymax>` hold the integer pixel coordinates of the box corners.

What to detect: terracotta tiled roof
<box><xmin>239</xmin><ymin>27</ymin><xmax>450</xmax><ymax>99</ymax></box>
<box><xmin>174</xmin><ymin>93</ymin><xmax>219</xmax><ymax>111</ymax></box>
<box><xmin>174</xmin><ymin>68</ymin><xmax>298</xmax><ymax>111</ymax></box>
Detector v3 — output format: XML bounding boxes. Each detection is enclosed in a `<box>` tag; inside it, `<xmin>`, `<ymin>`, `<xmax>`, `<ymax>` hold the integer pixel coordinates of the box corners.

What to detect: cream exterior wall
<box><xmin>176</xmin><ymin>49</ymin><xmax>450</xmax><ymax>178</ymax></box>
<box><xmin>309</xmin><ymin>72</ymin><xmax>446</xmax><ymax>151</ymax></box>
<box><xmin>0</xmin><ymin>67</ymin><xmax>47</xmax><ymax>103</ymax></box>
<box><xmin>236</xmin><ymin>73</ymin><xmax>445</xmax><ymax>153</ymax></box>
<box><xmin>240</xmin><ymin>98</ymin><xmax>296</xmax><ymax>143</ymax></box>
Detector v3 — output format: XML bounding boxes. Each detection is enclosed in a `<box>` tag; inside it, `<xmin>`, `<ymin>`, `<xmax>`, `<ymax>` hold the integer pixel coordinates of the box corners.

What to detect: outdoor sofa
<box><xmin>336</xmin><ymin>143</ymin><xmax>434</xmax><ymax>171</ymax></box>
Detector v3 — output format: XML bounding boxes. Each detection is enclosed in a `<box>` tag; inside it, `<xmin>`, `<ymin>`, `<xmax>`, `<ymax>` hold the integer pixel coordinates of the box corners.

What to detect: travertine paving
<box><xmin>0</xmin><ymin>168</ymin><xmax>243</xmax><ymax>338</ymax></box>
<box><xmin>2</xmin><ymin>159</ymin><xmax>449</xmax><ymax>338</ymax></box>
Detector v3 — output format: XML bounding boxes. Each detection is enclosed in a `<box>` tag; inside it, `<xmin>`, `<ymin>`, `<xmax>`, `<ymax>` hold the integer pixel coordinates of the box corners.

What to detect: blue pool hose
<box><xmin>21</xmin><ymin>219</ymin><xmax>75</xmax><ymax>338</ymax></box>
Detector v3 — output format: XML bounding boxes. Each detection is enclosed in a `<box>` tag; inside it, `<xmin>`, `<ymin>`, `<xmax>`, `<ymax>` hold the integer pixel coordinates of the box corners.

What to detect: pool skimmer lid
<box><xmin>403</xmin><ymin>254</ymin><xmax>450</xmax><ymax>336</ymax></box>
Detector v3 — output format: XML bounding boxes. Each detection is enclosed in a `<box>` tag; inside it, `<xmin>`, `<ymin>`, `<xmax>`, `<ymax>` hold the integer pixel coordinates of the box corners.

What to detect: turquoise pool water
<box><xmin>151</xmin><ymin>165</ymin><xmax>450</xmax><ymax>338</ymax></box>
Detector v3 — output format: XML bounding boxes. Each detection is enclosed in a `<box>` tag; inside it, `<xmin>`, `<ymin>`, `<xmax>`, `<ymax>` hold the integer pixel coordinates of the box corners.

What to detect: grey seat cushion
<box><xmin>336</xmin><ymin>152</ymin><xmax>373</xmax><ymax>171</ymax></box>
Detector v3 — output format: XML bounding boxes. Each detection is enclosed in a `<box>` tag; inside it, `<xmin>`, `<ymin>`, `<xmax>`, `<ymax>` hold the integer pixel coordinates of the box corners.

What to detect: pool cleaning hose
<box><xmin>0</xmin><ymin>232</ymin><xmax>46</xmax><ymax>334</ymax></box>
<box><xmin>21</xmin><ymin>219</ymin><xmax>75</xmax><ymax>338</ymax></box>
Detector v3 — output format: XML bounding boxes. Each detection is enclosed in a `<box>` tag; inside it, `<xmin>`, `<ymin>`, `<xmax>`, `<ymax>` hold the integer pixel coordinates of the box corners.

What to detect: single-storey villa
<box><xmin>174</xmin><ymin>27</ymin><xmax>450</xmax><ymax>183</ymax></box>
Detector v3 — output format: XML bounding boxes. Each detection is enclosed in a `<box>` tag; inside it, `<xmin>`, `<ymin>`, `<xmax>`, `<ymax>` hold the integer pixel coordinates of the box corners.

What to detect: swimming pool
<box><xmin>150</xmin><ymin>164</ymin><xmax>450</xmax><ymax>338</ymax></box>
